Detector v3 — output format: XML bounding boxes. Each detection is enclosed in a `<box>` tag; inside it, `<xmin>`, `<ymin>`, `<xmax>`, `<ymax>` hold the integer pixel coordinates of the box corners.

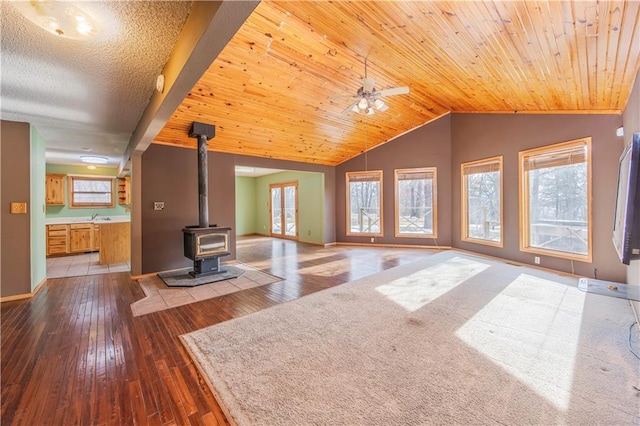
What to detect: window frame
<box><xmin>69</xmin><ymin>176</ymin><xmax>115</xmax><ymax>208</ymax></box>
<box><xmin>269</xmin><ymin>180</ymin><xmax>299</xmax><ymax>240</ymax></box>
<box><xmin>346</xmin><ymin>170</ymin><xmax>383</xmax><ymax>237</ymax></box>
<box><xmin>518</xmin><ymin>137</ymin><xmax>592</xmax><ymax>262</ymax></box>
<box><xmin>461</xmin><ymin>156</ymin><xmax>504</xmax><ymax>247</ymax></box>
<box><xmin>394</xmin><ymin>167</ymin><xmax>437</xmax><ymax>238</ymax></box>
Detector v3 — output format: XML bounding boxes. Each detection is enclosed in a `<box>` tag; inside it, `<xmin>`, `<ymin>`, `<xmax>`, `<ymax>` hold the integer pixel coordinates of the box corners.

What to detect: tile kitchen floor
<box><xmin>47</xmin><ymin>252</ymin><xmax>130</xmax><ymax>278</ymax></box>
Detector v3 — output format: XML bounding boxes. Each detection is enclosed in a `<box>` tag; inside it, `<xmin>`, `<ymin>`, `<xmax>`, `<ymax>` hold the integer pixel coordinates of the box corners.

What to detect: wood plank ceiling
<box><xmin>154</xmin><ymin>0</ymin><xmax>640</xmax><ymax>166</ymax></box>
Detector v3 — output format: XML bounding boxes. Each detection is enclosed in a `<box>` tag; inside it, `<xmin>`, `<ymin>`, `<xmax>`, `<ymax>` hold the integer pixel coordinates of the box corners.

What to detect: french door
<box><xmin>270</xmin><ymin>181</ymin><xmax>298</xmax><ymax>240</ymax></box>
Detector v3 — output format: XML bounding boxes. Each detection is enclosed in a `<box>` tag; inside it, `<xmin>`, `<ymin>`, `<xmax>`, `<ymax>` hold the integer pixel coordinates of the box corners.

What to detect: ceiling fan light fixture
<box><xmin>80</xmin><ymin>155</ymin><xmax>108</xmax><ymax>164</ymax></box>
<box><xmin>366</xmin><ymin>107</ymin><xmax>375</xmax><ymax>115</ymax></box>
<box><xmin>358</xmin><ymin>98</ymin><xmax>368</xmax><ymax>110</ymax></box>
<box><xmin>350</xmin><ymin>104</ymin><xmax>360</xmax><ymax>113</ymax></box>
<box><xmin>374</xmin><ymin>99</ymin><xmax>385</xmax><ymax>110</ymax></box>
<box><xmin>13</xmin><ymin>0</ymin><xmax>100</xmax><ymax>40</ymax></box>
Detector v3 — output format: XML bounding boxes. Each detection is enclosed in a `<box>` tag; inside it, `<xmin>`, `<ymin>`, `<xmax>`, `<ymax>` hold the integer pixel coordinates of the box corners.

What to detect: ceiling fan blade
<box><xmin>328</xmin><ymin>94</ymin><xmax>358</xmax><ymax>100</ymax></box>
<box><xmin>341</xmin><ymin>101</ymin><xmax>359</xmax><ymax>115</ymax></box>
<box><xmin>376</xmin><ymin>86</ymin><xmax>409</xmax><ymax>97</ymax></box>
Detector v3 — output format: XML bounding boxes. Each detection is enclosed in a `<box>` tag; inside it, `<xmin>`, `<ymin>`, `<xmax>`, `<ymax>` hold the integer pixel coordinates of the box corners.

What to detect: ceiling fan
<box><xmin>330</xmin><ymin>60</ymin><xmax>409</xmax><ymax>115</ymax></box>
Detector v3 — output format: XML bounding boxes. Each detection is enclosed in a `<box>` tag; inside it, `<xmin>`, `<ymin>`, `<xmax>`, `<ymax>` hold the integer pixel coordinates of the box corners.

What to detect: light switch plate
<box><xmin>154</xmin><ymin>201</ymin><xmax>164</xmax><ymax>211</ymax></box>
<box><xmin>10</xmin><ymin>202</ymin><xmax>27</xmax><ymax>214</ymax></box>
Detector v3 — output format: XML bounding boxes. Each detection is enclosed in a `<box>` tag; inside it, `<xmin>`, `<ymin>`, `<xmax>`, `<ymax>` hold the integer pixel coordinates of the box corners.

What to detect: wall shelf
<box><xmin>117</xmin><ymin>177</ymin><xmax>130</xmax><ymax>206</ymax></box>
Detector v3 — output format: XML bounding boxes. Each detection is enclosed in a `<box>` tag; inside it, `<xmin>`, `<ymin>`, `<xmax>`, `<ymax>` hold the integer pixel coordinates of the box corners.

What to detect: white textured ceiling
<box><xmin>0</xmin><ymin>1</ymin><xmax>193</xmax><ymax>167</ymax></box>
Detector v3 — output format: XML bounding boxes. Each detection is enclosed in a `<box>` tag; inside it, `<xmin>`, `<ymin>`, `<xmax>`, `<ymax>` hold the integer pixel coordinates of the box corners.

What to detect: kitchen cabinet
<box><xmin>69</xmin><ymin>224</ymin><xmax>93</xmax><ymax>253</ymax></box>
<box><xmin>46</xmin><ymin>219</ymin><xmax>126</xmax><ymax>257</ymax></box>
<box><xmin>99</xmin><ymin>222</ymin><xmax>130</xmax><ymax>265</ymax></box>
<box><xmin>46</xmin><ymin>224</ymin><xmax>69</xmax><ymax>255</ymax></box>
<box><xmin>46</xmin><ymin>174</ymin><xmax>65</xmax><ymax>205</ymax></box>
<box><xmin>93</xmin><ymin>224</ymin><xmax>100</xmax><ymax>250</ymax></box>
<box><xmin>117</xmin><ymin>177</ymin><xmax>130</xmax><ymax>205</ymax></box>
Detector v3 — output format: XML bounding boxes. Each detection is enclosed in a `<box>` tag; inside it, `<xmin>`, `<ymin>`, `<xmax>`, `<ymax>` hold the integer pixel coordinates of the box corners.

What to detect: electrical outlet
<box><xmin>10</xmin><ymin>202</ymin><xmax>27</xmax><ymax>214</ymax></box>
<box><xmin>371</xmin><ymin>237</ymin><xmax>375</xmax><ymax>243</ymax></box>
<box><xmin>154</xmin><ymin>201</ymin><xmax>164</xmax><ymax>211</ymax></box>
<box><xmin>534</xmin><ymin>256</ymin><xmax>541</xmax><ymax>264</ymax></box>
<box><xmin>307</xmin><ymin>230</ymin><xmax>311</xmax><ymax>236</ymax></box>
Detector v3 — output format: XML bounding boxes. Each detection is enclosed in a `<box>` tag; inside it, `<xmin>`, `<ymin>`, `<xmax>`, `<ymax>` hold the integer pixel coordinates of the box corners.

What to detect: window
<box><xmin>270</xmin><ymin>181</ymin><xmax>298</xmax><ymax>240</ymax></box>
<box><xmin>395</xmin><ymin>168</ymin><xmax>437</xmax><ymax>238</ymax></box>
<box><xmin>69</xmin><ymin>176</ymin><xmax>114</xmax><ymax>208</ymax></box>
<box><xmin>519</xmin><ymin>138</ymin><xmax>591</xmax><ymax>262</ymax></box>
<box><xmin>461</xmin><ymin>156</ymin><xmax>503</xmax><ymax>246</ymax></box>
<box><xmin>346</xmin><ymin>171</ymin><xmax>383</xmax><ymax>236</ymax></box>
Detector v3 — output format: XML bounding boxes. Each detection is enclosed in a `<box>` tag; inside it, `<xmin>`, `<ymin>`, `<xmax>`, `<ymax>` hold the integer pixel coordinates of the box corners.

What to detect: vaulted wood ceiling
<box><xmin>154</xmin><ymin>0</ymin><xmax>640</xmax><ymax>166</ymax></box>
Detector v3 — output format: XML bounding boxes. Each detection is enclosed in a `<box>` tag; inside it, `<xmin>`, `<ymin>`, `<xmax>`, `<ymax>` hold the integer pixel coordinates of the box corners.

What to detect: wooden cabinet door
<box><xmin>69</xmin><ymin>225</ymin><xmax>92</xmax><ymax>253</ymax></box>
<box><xmin>46</xmin><ymin>224</ymin><xmax>69</xmax><ymax>255</ymax></box>
<box><xmin>46</xmin><ymin>174</ymin><xmax>65</xmax><ymax>205</ymax></box>
<box><xmin>93</xmin><ymin>225</ymin><xmax>100</xmax><ymax>250</ymax></box>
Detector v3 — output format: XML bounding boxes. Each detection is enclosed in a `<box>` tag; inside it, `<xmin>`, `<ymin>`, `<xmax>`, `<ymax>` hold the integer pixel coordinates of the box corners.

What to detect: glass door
<box><xmin>270</xmin><ymin>181</ymin><xmax>298</xmax><ymax>240</ymax></box>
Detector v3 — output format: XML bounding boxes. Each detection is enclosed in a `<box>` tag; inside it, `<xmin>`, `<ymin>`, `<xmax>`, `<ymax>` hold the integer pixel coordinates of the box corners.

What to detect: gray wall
<box><xmin>334</xmin><ymin>111</ymin><xmax>626</xmax><ymax>282</ymax></box>
<box><xmin>623</xmin><ymin>67</ymin><xmax>640</xmax><ymax>311</ymax></box>
<box><xmin>141</xmin><ymin>144</ymin><xmax>236</xmax><ymax>274</ymax></box>
<box><xmin>140</xmin><ymin>144</ymin><xmax>336</xmax><ymax>274</ymax></box>
<box><xmin>336</xmin><ymin>114</ymin><xmax>453</xmax><ymax>246</ymax></box>
<box><xmin>622</xmin><ymin>70</ymin><xmax>640</xmax><ymax>142</ymax></box>
<box><xmin>140</xmin><ymin>93</ymin><xmax>635</xmax><ymax>282</ymax></box>
<box><xmin>1</xmin><ymin>120</ymin><xmax>32</xmax><ymax>297</ymax></box>
<box><xmin>451</xmin><ymin>113</ymin><xmax>625</xmax><ymax>282</ymax></box>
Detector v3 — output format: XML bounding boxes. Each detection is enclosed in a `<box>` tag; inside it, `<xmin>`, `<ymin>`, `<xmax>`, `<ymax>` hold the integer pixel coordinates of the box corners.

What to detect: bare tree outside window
<box><xmin>462</xmin><ymin>157</ymin><xmax>503</xmax><ymax>246</ymax></box>
<box><xmin>346</xmin><ymin>171</ymin><xmax>383</xmax><ymax>236</ymax></box>
<box><xmin>519</xmin><ymin>138</ymin><xmax>592</xmax><ymax>262</ymax></box>
<box><xmin>395</xmin><ymin>168</ymin><xmax>437</xmax><ymax>237</ymax></box>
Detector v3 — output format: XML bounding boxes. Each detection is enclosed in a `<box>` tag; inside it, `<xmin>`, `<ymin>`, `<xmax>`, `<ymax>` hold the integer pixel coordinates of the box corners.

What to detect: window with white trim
<box><xmin>346</xmin><ymin>170</ymin><xmax>383</xmax><ymax>236</ymax></box>
<box><xmin>519</xmin><ymin>138</ymin><xmax>591</xmax><ymax>262</ymax></box>
<box><xmin>69</xmin><ymin>176</ymin><xmax>114</xmax><ymax>208</ymax></box>
<box><xmin>461</xmin><ymin>156</ymin><xmax>503</xmax><ymax>246</ymax></box>
<box><xmin>395</xmin><ymin>168</ymin><xmax>437</xmax><ymax>238</ymax></box>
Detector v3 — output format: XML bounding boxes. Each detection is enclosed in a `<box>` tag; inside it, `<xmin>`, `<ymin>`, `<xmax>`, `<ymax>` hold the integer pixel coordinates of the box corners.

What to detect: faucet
<box><xmin>91</xmin><ymin>213</ymin><xmax>99</xmax><ymax>220</ymax></box>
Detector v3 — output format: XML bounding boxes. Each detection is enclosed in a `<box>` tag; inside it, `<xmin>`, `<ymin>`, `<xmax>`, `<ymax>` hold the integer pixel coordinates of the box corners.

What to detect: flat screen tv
<box><xmin>612</xmin><ymin>132</ymin><xmax>640</xmax><ymax>264</ymax></box>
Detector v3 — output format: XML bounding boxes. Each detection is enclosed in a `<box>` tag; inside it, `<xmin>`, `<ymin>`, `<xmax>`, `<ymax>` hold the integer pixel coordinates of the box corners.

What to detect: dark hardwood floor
<box><xmin>1</xmin><ymin>236</ymin><xmax>435</xmax><ymax>425</ymax></box>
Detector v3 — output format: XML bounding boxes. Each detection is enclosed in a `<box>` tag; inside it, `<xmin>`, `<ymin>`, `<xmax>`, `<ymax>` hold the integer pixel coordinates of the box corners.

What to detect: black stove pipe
<box><xmin>188</xmin><ymin>122</ymin><xmax>216</xmax><ymax>228</ymax></box>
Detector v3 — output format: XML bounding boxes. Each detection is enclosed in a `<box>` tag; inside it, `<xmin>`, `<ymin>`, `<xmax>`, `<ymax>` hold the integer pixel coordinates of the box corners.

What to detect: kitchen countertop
<box><xmin>46</xmin><ymin>215</ymin><xmax>131</xmax><ymax>225</ymax></box>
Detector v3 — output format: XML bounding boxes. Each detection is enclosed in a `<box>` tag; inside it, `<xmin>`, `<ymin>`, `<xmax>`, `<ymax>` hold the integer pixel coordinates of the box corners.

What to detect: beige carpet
<box><xmin>132</xmin><ymin>263</ymin><xmax>282</xmax><ymax>316</ymax></box>
<box><xmin>181</xmin><ymin>251</ymin><xmax>640</xmax><ymax>425</ymax></box>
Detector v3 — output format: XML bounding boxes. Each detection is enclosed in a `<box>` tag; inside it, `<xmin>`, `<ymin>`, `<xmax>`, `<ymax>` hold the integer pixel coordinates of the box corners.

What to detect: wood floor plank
<box><xmin>1</xmin><ymin>236</ymin><xmax>434</xmax><ymax>424</ymax></box>
<box><xmin>129</xmin><ymin>380</ymin><xmax>147</xmax><ymax>426</ymax></box>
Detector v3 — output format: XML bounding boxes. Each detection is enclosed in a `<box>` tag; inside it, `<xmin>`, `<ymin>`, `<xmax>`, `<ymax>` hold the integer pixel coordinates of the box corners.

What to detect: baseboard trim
<box><xmin>335</xmin><ymin>242</ymin><xmax>451</xmax><ymax>250</ymax></box>
<box><xmin>297</xmin><ymin>239</ymin><xmax>324</xmax><ymax>246</ymax></box>
<box><xmin>1</xmin><ymin>277</ymin><xmax>47</xmax><ymax>303</ymax></box>
<box><xmin>1</xmin><ymin>293</ymin><xmax>32</xmax><ymax>303</ymax></box>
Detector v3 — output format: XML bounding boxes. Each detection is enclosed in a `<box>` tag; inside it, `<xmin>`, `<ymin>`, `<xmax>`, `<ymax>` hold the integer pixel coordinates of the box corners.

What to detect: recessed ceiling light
<box><xmin>80</xmin><ymin>155</ymin><xmax>108</xmax><ymax>164</ymax></box>
<box><xmin>13</xmin><ymin>1</ymin><xmax>100</xmax><ymax>40</ymax></box>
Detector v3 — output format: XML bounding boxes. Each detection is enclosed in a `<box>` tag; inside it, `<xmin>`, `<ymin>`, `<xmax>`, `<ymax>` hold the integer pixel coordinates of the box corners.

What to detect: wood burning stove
<box><xmin>181</xmin><ymin>121</ymin><xmax>233</xmax><ymax>279</ymax></box>
<box><xmin>183</xmin><ymin>225</ymin><xmax>231</xmax><ymax>277</ymax></box>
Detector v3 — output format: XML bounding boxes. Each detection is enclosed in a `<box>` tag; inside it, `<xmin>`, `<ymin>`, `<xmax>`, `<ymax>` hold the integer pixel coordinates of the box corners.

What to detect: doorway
<box><xmin>270</xmin><ymin>181</ymin><xmax>298</xmax><ymax>240</ymax></box>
